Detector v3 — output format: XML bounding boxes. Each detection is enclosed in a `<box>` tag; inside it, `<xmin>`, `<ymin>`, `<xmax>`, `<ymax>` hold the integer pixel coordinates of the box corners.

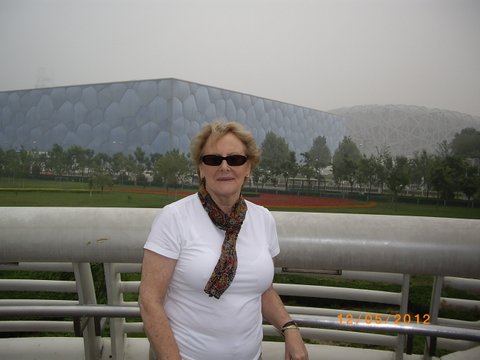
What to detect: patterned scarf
<box><xmin>198</xmin><ymin>181</ymin><xmax>247</xmax><ymax>299</ymax></box>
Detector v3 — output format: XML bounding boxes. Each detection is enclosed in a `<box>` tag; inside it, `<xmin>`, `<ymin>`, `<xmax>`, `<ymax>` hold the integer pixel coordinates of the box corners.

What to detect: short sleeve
<box><xmin>144</xmin><ymin>206</ymin><xmax>182</xmax><ymax>260</ymax></box>
<box><xmin>266</xmin><ymin>210</ymin><xmax>280</xmax><ymax>258</ymax></box>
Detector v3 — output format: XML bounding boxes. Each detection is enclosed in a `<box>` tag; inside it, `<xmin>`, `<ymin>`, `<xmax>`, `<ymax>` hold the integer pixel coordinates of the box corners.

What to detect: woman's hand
<box><xmin>284</xmin><ymin>329</ymin><xmax>309</xmax><ymax>360</ymax></box>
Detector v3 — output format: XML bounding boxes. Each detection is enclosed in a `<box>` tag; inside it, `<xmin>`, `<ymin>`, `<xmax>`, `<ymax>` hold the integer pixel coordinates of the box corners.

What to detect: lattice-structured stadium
<box><xmin>332</xmin><ymin>104</ymin><xmax>480</xmax><ymax>156</ymax></box>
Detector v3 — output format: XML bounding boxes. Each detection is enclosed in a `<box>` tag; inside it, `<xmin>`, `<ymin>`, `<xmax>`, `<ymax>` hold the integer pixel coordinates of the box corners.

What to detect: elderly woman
<box><xmin>140</xmin><ymin>121</ymin><xmax>308</xmax><ymax>360</ymax></box>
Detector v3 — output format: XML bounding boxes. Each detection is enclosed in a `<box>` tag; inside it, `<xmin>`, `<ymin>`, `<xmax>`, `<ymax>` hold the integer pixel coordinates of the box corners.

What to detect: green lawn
<box><xmin>283</xmin><ymin>201</ymin><xmax>480</xmax><ymax>219</ymax></box>
<box><xmin>0</xmin><ymin>189</ymin><xmax>181</xmax><ymax>208</ymax></box>
<box><xmin>1</xmin><ymin>177</ymin><xmax>480</xmax><ymax>218</ymax></box>
<box><xmin>0</xmin><ymin>178</ymin><xmax>187</xmax><ymax>208</ymax></box>
<box><xmin>1</xmin><ymin>177</ymin><xmax>92</xmax><ymax>190</ymax></box>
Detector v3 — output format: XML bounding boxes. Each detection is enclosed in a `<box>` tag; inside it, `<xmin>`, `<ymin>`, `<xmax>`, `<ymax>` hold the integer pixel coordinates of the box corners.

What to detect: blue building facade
<box><xmin>0</xmin><ymin>78</ymin><xmax>346</xmax><ymax>157</ymax></box>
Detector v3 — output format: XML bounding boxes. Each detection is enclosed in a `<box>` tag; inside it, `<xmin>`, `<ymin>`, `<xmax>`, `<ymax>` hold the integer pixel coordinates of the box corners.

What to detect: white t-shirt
<box><xmin>144</xmin><ymin>193</ymin><xmax>280</xmax><ymax>360</ymax></box>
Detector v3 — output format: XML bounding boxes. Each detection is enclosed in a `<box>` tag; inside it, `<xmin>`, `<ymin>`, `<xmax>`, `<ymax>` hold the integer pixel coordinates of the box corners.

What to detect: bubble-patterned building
<box><xmin>0</xmin><ymin>78</ymin><xmax>346</xmax><ymax>157</ymax></box>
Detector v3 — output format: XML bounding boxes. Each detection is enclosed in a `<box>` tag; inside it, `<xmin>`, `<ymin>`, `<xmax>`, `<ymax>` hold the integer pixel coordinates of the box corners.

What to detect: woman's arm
<box><xmin>262</xmin><ymin>285</ymin><xmax>309</xmax><ymax>360</ymax></box>
<box><xmin>139</xmin><ymin>249</ymin><xmax>181</xmax><ymax>360</ymax></box>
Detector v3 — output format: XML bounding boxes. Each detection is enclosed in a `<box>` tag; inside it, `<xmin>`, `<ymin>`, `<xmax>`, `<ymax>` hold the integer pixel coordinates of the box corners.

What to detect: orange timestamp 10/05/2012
<box><xmin>337</xmin><ymin>313</ymin><xmax>431</xmax><ymax>325</ymax></box>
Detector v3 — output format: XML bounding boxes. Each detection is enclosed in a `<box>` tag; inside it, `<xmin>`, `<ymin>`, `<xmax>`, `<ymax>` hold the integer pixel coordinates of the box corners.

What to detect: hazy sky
<box><xmin>1</xmin><ymin>0</ymin><xmax>480</xmax><ymax>116</ymax></box>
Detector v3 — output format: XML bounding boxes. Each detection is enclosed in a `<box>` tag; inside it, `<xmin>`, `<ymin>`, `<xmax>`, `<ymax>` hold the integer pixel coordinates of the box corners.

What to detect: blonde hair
<box><xmin>190</xmin><ymin>121</ymin><xmax>261</xmax><ymax>170</ymax></box>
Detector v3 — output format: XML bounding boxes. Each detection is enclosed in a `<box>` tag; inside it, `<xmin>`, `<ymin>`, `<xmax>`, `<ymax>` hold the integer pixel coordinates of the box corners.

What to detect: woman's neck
<box><xmin>200</xmin><ymin>181</ymin><xmax>240</xmax><ymax>214</ymax></box>
<box><xmin>210</xmin><ymin>193</ymin><xmax>238</xmax><ymax>214</ymax></box>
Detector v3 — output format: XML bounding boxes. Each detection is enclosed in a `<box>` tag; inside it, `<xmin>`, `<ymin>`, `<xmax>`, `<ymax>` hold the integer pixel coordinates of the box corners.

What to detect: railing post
<box><xmin>73</xmin><ymin>262</ymin><xmax>103</xmax><ymax>360</ymax></box>
<box><xmin>104</xmin><ymin>262</ymin><xmax>126</xmax><ymax>360</ymax></box>
<box><xmin>395</xmin><ymin>274</ymin><xmax>410</xmax><ymax>360</ymax></box>
<box><xmin>424</xmin><ymin>275</ymin><xmax>443</xmax><ymax>360</ymax></box>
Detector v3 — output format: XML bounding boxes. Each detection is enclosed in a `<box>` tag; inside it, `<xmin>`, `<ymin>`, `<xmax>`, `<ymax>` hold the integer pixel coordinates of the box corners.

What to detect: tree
<box><xmin>301</xmin><ymin>136</ymin><xmax>331</xmax><ymax>190</ymax></box>
<box><xmin>384</xmin><ymin>155</ymin><xmax>411</xmax><ymax>204</ymax></box>
<box><xmin>459</xmin><ymin>163</ymin><xmax>480</xmax><ymax>206</ymax></box>
<box><xmin>132</xmin><ymin>147</ymin><xmax>147</xmax><ymax>185</ymax></box>
<box><xmin>17</xmin><ymin>148</ymin><xmax>33</xmax><ymax>179</ymax></box>
<box><xmin>3</xmin><ymin>149</ymin><xmax>21</xmax><ymax>179</ymax></box>
<box><xmin>450</xmin><ymin>128</ymin><xmax>480</xmax><ymax>158</ymax></box>
<box><xmin>47</xmin><ymin>144</ymin><xmax>68</xmax><ymax>177</ymax></box>
<box><xmin>260</xmin><ymin>132</ymin><xmax>294</xmax><ymax>189</ymax></box>
<box><xmin>31</xmin><ymin>151</ymin><xmax>48</xmax><ymax>177</ymax></box>
<box><xmin>332</xmin><ymin>137</ymin><xmax>362</xmax><ymax>192</ymax></box>
<box><xmin>309</xmin><ymin>136</ymin><xmax>331</xmax><ymax>167</ymax></box>
<box><xmin>66</xmin><ymin>145</ymin><xmax>93</xmax><ymax>178</ymax></box>
<box><xmin>251</xmin><ymin>166</ymin><xmax>270</xmax><ymax>190</ymax></box>
<box><xmin>92</xmin><ymin>152</ymin><xmax>112</xmax><ymax>175</ymax></box>
<box><xmin>372</xmin><ymin>145</ymin><xmax>391</xmax><ymax>193</ymax></box>
<box><xmin>90</xmin><ymin>171</ymin><xmax>113</xmax><ymax>193</ymax></box>
<box><xmin>410</xmin><ymin>150</ymin><xmax>435</xmax><ymax>198</ymax></box>
<box><xmin>299</xmin><ymin>152</ymin><xmax>315</xmax><ymax>184</ymax></box>
<box><xmin>111</xmin><ymin>152</ymin><xmax>130</xmax><ymax>184</ymax></box>
<box><xmin>153</xmin><ymin>149</ymin><xmax>190</xmax><ymax>191</ymax></box>
<box><xmin>0</xmin><ymin>148</ymin><xmax>5</xmax><ymax>176</ymax></box>
<box><xmin>430</xmin><ymin>155</ymin><xmax>465</xmax><ymax>203</ymax></box>
<box><xmin>357</xmin><ymin>154</ymin><xmax>378</xmax><ymax>194</ymax></box>
<box><xmin>280</xmin><ymin>151</ymin><xmax>298</xmax><ymax>191</ymax></box>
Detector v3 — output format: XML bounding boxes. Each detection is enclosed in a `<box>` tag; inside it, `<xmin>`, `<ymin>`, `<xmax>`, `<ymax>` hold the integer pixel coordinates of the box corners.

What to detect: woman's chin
<box><xmin>210</xmin><ymin>183</ymin><xmax>241</xmax><ymax>198</ymax></box>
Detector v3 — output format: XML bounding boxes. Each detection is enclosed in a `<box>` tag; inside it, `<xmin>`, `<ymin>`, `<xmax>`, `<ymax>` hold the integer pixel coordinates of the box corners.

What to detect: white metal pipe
<box><xmin>0</xmin><ymin>320</ymin><xmax>73</xmax><ymax>332</ymax></box>
<box><xmin>444</xmin><ymin>277</ymin><xmax>480</xmax><ymax>294</ymax></box>
<box><xmin>119</xmin><ymin>281</ymin><xmax>140</xmax><ymax>293</ymax></box>
<box><xmin>1</xmin><ymin>207</ymin><xmax>479</xmax><ymax>278</ymax></box>
<box><xmin>273</xmin><ymin>212</ymin><xmax>480</xmax><ymax>278</ymax></box>
<box><xmin>436</xmin><ymin>338</ymin><xmax>479</xmax><ymax>351</ymax></box>
<box><xmin>340</xmin><ymin>271</ymin><xmax>404</xmax><ymax>284</ymax></box>
<box><xmin>2</xmin><ymin>305</ymin><xmax>479</xmax><ymax>342</ymax></box>
<box><xmin>263</xmin><ymin>325</ymin><xmax>398</xmax><ymax>347</ymax></box>
<box><xmin>438</xmin><ymin>318</ymin><xmax>480</xmax><ymax>330</ymax></box>
<box><xmin>0</xmin><ymin>305</ymin><xmax>140</xmax><ymax>317</ymax></box>
<box><xmin>0</xmin><ymin>299</ymin><xmax>78</xmax><ymax>306</ymax></box>
<box><xmin>0</xmin><ymin>262</ymin><xmax>74</xmax><ymax>271</ymax></box>
<box><xmin>440</xmin><ymin>297</ymin><xmax>480</xmax><ymax>311</ymax></box>
<box><xmin>0</xmin><ymin>279</ymin><xmax>77</xmax><ymax>292</ymax></box>
<box><xmin>274</xmin><ymin>283</ymin><xmax>401</xmax><ymax>305</ymax></box>
<box><xmin>123</xmin><ymin>323</ymin><xmax>145</xmax><ymax>333</ymax></box>
<box><xmin>292</xmin><ymin>314</ymin><xmax>480</xmax><ymax>342</ymax></box>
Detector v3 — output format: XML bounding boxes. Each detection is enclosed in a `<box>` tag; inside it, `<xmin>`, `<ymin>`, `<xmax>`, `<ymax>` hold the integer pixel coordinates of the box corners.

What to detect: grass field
<box><xmin>0</xmin><ymin>188</ymin><xmax>178</xmax><ymax>208</ymax></box>
<box><xmin>1</xmin><ymin>177</ymin><xmax>480</xmax><ymax>219</ymax></box>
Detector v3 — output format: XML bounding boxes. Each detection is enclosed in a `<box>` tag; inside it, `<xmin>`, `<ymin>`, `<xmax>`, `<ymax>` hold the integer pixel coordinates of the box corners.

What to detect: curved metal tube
<box><xmin>1</xmin><ymin>207</ymin><xmax>479</xmax><ymax>277</ymax></box>
<box><xmin>293</xmin><ymin>314</ymin><xmax>480</xmax><ymax>342</ymax></box>
<box><xmin>1</xmin><ymin>305</ymin><xmax>479</xmax><ymax>342</ymax></box>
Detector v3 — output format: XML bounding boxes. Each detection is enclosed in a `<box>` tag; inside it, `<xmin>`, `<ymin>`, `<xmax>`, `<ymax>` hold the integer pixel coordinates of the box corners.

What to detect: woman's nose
<box><xmin>219</xmin><ymin>159</ymin><xmax>229</xmax><ymax>170</ymax></box>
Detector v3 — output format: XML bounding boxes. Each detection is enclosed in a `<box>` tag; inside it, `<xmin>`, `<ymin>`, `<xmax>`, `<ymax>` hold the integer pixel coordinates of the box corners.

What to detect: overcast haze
<box><xmin>1</xmin><ymin>0</ymin><xmax>479</xmax><ymax>116</ymax></box>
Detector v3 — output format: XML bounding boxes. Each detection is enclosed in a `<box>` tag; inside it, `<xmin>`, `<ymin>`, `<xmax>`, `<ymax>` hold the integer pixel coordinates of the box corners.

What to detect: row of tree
<box><xmin>0</xmin><ymin>144</ymin><xmax>191</xmax><ymax>190</ymax></box>
<box><xmin>258</xmin><ymin>127</ymin><xmax>480</xmax><ymax>202</ymax></box>
<box><xmin>1</xmin><ymin>128</ymin><xmax>479</xmax><ymax>201</ymax></box>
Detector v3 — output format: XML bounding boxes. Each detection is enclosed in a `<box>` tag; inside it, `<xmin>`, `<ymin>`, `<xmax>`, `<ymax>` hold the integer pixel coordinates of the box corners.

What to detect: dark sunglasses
<box><xmin>201</xmin><ymin>154</ymin><xmax>248</xmax><ymax>166</ymax></box>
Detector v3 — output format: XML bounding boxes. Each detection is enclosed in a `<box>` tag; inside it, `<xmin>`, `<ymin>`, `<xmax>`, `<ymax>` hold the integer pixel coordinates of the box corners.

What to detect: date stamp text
<box><xmin>338</xmin><ymin>313</ymin><xmax>431</xmax><ymax>325</ymax></box>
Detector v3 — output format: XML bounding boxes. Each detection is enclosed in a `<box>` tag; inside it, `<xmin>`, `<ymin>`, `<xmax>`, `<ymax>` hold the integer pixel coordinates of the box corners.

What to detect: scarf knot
<box><xmin>198</xmin><ymin>183</ymin><xmax>247</xmax><ymax>299</ymax></box>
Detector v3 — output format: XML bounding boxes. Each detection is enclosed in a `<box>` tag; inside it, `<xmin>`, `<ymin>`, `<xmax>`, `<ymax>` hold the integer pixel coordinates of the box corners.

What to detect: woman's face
<box><xmin>199</xmin><ymin>132</ymin><xmax>251</xmax><ymax>203</ymax></box>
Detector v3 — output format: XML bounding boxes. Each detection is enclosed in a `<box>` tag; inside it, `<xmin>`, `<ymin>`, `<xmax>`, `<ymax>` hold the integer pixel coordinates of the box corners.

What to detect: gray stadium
<box><xmin>0</xmin><ymin>78</ymin><xmax>345</xmax><ymax>157</ymax></box>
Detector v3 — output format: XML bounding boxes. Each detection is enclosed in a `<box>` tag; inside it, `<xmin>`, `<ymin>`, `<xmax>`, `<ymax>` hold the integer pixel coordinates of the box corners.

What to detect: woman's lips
<box><xmin>217</xmin><ymin>177</ymin><xmax>234</xmax><ymax>181</ymax></box>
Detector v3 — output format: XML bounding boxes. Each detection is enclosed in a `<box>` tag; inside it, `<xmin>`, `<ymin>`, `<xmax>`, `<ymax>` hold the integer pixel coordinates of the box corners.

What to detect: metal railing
<box><xmin>1</xmin><ymin>207</ymin><xmax>480</xmax><ymax>360</ymax></box>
